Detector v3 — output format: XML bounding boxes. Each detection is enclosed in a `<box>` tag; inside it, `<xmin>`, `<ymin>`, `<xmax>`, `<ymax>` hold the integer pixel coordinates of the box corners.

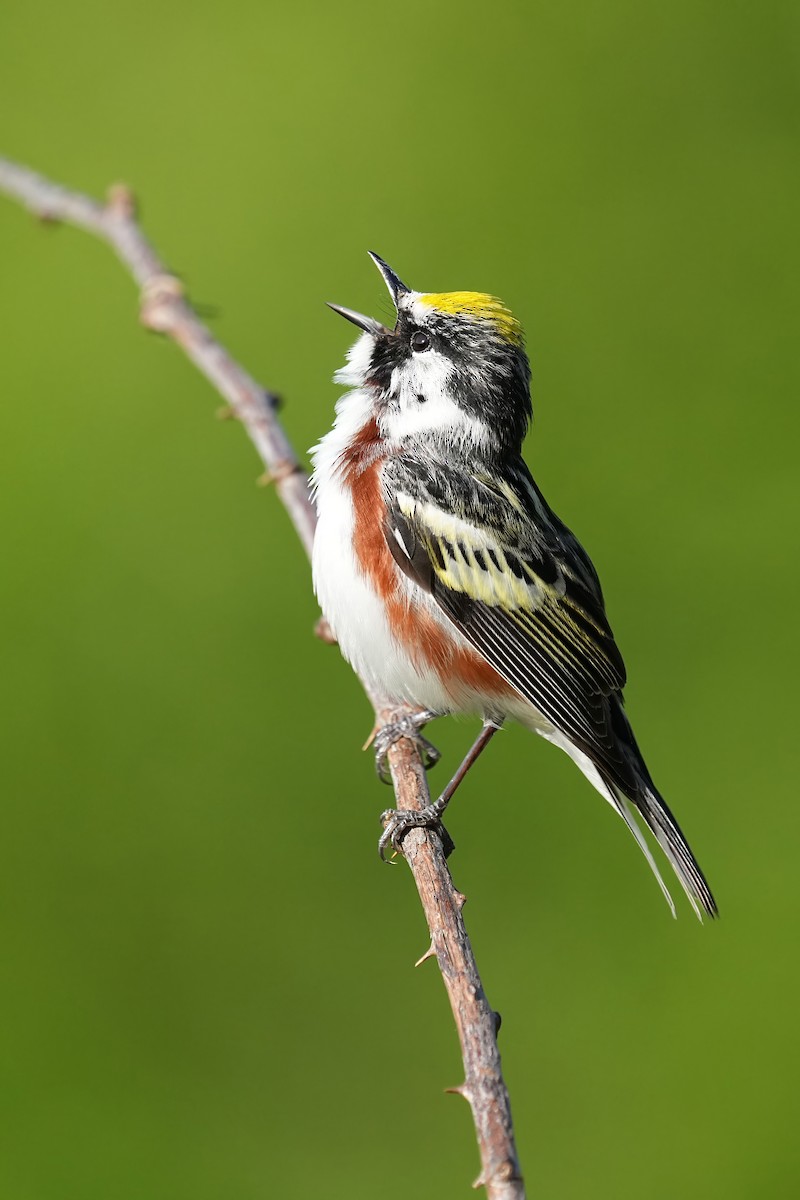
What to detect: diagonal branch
<box><xmin>0</xmin><ymin>156</ymin><xmax>525</xmax><ymax>1199</ymax></box>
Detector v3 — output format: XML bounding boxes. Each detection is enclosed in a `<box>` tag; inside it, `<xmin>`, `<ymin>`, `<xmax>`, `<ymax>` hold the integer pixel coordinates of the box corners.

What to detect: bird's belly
<box><xmin>312</xmin><ymin>481</ymin><xmax>455</xmax><ymax>712</ymax></box>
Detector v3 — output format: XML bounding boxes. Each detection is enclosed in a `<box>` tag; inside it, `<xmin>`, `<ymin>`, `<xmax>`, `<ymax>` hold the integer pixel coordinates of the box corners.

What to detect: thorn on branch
<box><xmin>454</xmin><ymin>890</ymin><xmax>467</xmax><ymax>911</ymax></box>
<box><xmin>414</xmin><ymin>943</ymin><xmax>437</xmax><ymax>968</ymax></box>
<box><xmin>445</xmin><ymin>1083</ymin><xmax>471</xmax><ymax>1101</ymax></box>
<box><xmin>256</xmin><ymin>459</ymin><xmax>304</xmax><ymax>487</ymax></box>
<box><xmin>472</xmin><ymin>1160</ymin><xmax>519</xmax><ymax>1191</ymax></box>
<box><xmin>106</xmin><ymin>183</ymin><xmax>137</xmax><ymax>220</ymax></box>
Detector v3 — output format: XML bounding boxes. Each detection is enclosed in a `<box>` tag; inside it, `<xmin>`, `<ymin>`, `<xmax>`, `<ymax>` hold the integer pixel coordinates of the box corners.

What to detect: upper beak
<box><xmin>367</xmin><ymin>251</ymin><xmax>410</xmax><ymax>307</ymax></box>
<box><xmin>327</xmin><ymin>251</ymin><xmax>411</xmax><ymax>336</ymax></box>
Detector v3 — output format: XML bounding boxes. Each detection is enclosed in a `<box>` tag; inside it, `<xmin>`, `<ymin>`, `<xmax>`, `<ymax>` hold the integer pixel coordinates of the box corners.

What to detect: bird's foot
<box><xmin>378</xmin><ymin>794</ymin><xmax>455</xmax><ymax>861</ymax></box>
<box><xmin>371</xmin><ymin>710</ymin><xmax>440</xmax><ymax>784</ymax></box>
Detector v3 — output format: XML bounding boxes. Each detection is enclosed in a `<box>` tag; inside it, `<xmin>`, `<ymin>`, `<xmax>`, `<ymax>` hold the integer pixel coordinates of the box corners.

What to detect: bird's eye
<box><xmin>411</xmin><ymin>330</ymin><xmax>431</xmax><ymax>352</ymax></box>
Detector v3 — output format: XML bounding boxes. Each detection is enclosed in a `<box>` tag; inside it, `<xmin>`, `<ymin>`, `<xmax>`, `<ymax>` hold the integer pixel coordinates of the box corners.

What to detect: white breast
<box><xmin>310</xmin><ymin>387</ymin><xmax>455</xmax><ymax>712</ymax></box>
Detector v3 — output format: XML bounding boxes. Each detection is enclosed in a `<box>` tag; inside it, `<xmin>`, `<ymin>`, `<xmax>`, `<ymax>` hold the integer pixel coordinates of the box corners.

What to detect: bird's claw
<box><xmin>373</xmin><ymin>712</ymin><xmax>440</xmax><ymax>784</ymax></box>
<box><xmin>378</xmin><ymin>804</ymin><xmax>455</xmax><ymax>861</ymax></box>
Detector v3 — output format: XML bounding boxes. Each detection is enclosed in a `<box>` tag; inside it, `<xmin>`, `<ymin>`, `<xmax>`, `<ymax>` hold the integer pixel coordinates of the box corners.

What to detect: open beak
<box><xmin>327</xmin><ymin>252</ymin><xmax>411</xmax><ymax>336</ymax></box>
<box><xmin>367</xmin><ymin>251</ymin><xmax>410</xmax><ymax>307</ymax></box>
<box><xmin>325</xmin><ymin>303</ymin><xmax>388</xmax><ymax>336</ymax></box>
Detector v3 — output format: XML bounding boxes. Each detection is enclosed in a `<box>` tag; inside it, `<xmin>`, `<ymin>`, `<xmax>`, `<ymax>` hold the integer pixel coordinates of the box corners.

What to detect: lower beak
<box><xmin>326</xmin><ymin>303</ymin><xmax>389</xmax><ymax>337</ymax></box>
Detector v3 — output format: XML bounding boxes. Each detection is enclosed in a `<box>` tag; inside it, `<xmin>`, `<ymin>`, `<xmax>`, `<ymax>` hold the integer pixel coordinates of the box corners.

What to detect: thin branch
<box><xmin>0</xmin><ymin>157</ymin><xmax>525</xmax><ymax>1199</ymax></box>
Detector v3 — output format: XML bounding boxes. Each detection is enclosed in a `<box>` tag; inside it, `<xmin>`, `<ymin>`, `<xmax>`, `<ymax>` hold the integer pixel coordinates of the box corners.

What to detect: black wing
<box><xmin>383</xmin><ymin>453</ymin><xmax>637</xmax><ymax>793</ymax></box>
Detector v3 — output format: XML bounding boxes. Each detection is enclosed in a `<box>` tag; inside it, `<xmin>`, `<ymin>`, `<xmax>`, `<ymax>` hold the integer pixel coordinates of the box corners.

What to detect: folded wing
<box><xmin>383</xmin><ymin>456</ymin><xmax>635</xmax><ymax>794</ymax></box>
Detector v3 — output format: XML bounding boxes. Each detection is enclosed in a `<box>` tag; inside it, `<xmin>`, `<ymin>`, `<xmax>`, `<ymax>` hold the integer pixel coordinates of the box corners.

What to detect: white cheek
<box><xmin>383</xmin><ymin>389</ymin><xmax>465</xmax><ymax>440</ymax></box>
<box><xmin>382</xmin><ymin>351</ymin><xmax>492</xmax><ymax>448</ymax></box>
<box><xmin>394</xmin><ymin>349</ymin><xmax>453</xmax><ymax>403</ymax></box>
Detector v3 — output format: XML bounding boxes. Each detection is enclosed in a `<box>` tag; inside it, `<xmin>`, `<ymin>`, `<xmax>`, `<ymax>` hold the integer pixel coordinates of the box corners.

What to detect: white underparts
<box><xmin>310</xmin><ymin>384</ymin><xmax>458</xmax><ymax>712</ymax></box>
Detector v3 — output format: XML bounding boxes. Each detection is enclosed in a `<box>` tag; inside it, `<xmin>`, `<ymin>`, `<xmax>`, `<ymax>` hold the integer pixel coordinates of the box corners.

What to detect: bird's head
<box><xmin>329</xmin><ymin>253</ymin><xmax>531</xmax><ymax>457</ymax></box>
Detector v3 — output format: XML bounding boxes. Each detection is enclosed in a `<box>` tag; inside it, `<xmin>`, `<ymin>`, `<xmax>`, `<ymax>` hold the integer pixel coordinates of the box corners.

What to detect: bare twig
<box><xmin>0</xmin><ymin>157</ymin><xmax>525</xmax><ymax>1198</ymax></box>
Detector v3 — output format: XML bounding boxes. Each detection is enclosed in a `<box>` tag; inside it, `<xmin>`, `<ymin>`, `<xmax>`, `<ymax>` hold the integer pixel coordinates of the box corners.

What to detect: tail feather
<box><xmin>535</xmin><ymin>723</ymin><xmax>717</xmax><ymax>918</ymax></box>
<box><xmin>604</xmin><ymin>698</ymin><xmax>717</xmax><ymax>920</ymax></box>
<box><xmin>632</xmin><ymin>785</ymin><xmax>718</xmax><ymax>921</ymax></box>
<box><xmin>615</xmin><ymin>795</ymin><xmax>677</xmax><ymax>919</ymax></box>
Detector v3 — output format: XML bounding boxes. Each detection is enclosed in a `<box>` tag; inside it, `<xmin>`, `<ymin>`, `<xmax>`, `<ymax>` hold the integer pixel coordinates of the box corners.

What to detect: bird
<box><xmin>310</xmin><ymin>252</ymin><xmax>716</xmax><ymax>919</ymax></box>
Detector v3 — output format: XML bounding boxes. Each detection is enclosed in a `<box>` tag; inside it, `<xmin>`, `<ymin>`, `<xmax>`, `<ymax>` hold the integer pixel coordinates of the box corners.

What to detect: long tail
<box><xmin>604</xmin><ymin>697</ymin><xmax>718</xmax><ymax>921</ymax></box>
<box><xmin>537</xmin><ymin>722</ymin><xmax>717</xmax><ymax>918</ymax></box>
<box><xmin>626</xmin><ymin>784</ymin><xmax>718</xmax><ymax>921</ymax></box>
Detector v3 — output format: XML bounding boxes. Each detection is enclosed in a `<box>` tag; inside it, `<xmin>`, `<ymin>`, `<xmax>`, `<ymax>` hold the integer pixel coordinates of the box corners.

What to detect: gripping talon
<box><xmin>376</xmin><ymin>717</ymin><xmax>498</xmax><ymax>863</ymax></box>
<box><xmin>372</xmin><ymin>711</ymin><xmax>440</xmax><ymax>784</ymax></box>
<box><xmin>378</xmin><ymin>804</ymin><xmax>455</xmax><ymax>861</ymax></box>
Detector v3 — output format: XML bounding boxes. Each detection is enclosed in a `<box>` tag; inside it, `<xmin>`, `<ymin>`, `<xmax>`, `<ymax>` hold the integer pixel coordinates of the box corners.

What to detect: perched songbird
<box><xmin>311</xmin><ymin>253</ymin><xmax>716</xmax><ymax>919</ymax></box>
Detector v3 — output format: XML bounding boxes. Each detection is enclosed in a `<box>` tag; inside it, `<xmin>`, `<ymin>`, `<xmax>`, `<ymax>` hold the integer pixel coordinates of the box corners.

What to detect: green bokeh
<box><xmin>1</xmin><ymin>2</ymin><xmax>797</xmax><ymax>1196</ymax></box>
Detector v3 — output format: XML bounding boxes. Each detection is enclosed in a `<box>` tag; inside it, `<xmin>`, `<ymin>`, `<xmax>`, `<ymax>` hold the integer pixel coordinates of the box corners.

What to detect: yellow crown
<box><xmin>418</xmin><ymin>291</ymin><xmax>524</xmax><ymax>347</ymax></box>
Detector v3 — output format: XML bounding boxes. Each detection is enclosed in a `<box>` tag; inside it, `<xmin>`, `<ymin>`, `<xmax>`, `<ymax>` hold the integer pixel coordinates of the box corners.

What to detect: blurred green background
<box><xmin>1</xmin><ymin>2</ymin><xmax>797</xmax><ymax>1197</ymax></box>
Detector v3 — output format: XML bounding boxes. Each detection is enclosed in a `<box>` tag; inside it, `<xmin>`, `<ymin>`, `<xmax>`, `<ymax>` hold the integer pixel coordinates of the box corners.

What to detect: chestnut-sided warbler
<box><xmin>311</xmin><ymin>253</ymin><xmax>716</xmax><ymax>919</ymax></box>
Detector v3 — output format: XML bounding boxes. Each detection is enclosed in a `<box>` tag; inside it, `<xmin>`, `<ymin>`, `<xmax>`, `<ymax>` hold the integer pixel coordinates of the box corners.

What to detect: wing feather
<box><xmin>384</xmin><ymin>460</ymin><xmax>633</xmax><ymax>790</ymax></box>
